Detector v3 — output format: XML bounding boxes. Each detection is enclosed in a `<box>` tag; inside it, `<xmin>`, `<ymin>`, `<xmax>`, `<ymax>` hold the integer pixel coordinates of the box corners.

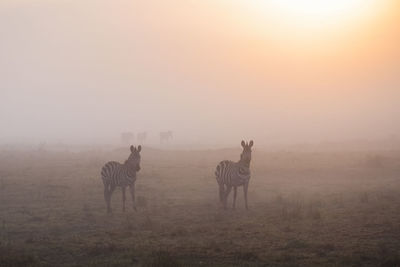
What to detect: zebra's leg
<box><xmin>232</xmin><ymin>186</ymin><xmax>237</xmax><ymax>209</ymax></box>
<box><xmin>218</xmin><ymin>183</ymin><xmax>225</xmax><ymax>203</ymax></box>
<box><xmin>224</xmin><ymin>185</ymin><xmax>232</xmax><ymax>210</ymax></box>
<box><xmin>122</xmin><ymin>186</ymin><xmax>126</xmax><ymax>212</ymax></box>
<box><xmin>103</xmin><ymin>183</ymin><xmax>110</xmax><ymax>213</ymax></box>
<box><xmin>243</xmin><ymin>182</ymin><xmax>249</xmax><ymax>210</ymax></box>
<box><xmin>107</xmin><ymin>184</ymin><xmax>116</xmax><ymax>213</ymax></box>
<box><xmin>129</xmin><ymin>183</ymin><xmax>137</xmax><ymax>211</ymax></box>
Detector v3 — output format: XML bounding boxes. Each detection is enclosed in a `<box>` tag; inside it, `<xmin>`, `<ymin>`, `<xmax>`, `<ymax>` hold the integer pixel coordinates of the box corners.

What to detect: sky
<box><xmin>1</xmin><ymin>0</ymin><xmax>399</xmax><ymax>146</ymax></box>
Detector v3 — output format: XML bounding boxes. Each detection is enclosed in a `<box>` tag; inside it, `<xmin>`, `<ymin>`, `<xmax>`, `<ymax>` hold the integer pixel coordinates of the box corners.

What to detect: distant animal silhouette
<box><xmin>121</xmin><ymin>132</ymin><xmax>134</xmax><ymax>145</ymax></box>
<box><xmin>101</xmin><ymin>145</ymin><xmax>142</xmax><ymax>213</ymax></box>
<box><xmin>215</xmin><ymin>140</ymin><xmax>253</xmax><ymax>210</ymax></box>
<box><xmin>137</xmin><ymin>132</ymin><xmax>147</xmax><ymax>143</ymax></box>
<box><xmin>37</xmin><ymin>142</ymin><xmax>46</xmax><ymax>152</ymax></box>
<box><xmin>159</xmin><ymin>131</ymin><xmax>173</xmax><ymax>144</ymax></box>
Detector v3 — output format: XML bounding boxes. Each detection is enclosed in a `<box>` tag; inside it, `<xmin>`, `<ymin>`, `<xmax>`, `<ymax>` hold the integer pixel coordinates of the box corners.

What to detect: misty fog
<box><xmin>2</xmin><ymin>2</ymin><xmax>400</xmax><ymax>267</ymax></box>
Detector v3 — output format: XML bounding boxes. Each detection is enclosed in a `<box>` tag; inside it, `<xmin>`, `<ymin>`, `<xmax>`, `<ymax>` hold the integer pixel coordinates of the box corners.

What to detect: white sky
<box><xmin>1</xmin><ymin>0</ymin><xmax>399</xmax><ymax>145</ymax></box>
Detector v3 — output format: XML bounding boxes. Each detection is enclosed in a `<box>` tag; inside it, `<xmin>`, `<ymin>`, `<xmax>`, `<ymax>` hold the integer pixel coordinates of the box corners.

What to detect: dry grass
<box><xmin>0</xmin><ymin>147</ymin><xmax>400</xmax><ymax>266</ymax></box>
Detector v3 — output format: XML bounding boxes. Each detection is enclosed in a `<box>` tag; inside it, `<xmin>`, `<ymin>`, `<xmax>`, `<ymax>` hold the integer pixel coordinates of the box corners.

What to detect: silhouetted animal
<box><xmin>159</xmin><ymin>131</ymin><xmax>173</xmax><ymax>144</ymax></box>
<box><xmin>101</xmin><ymin>145</ymin><xmax>142</xmax><ymax>213</ymax></box>
<box><xmin>215</xmin><ymin>140</ymin><xmax>253</xmax><ymax>210</ymax></box>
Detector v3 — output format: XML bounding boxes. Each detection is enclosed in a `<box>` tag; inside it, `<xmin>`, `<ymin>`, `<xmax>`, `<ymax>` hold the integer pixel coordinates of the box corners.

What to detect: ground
<box><xmin>0</xmin><ymin>147</ymin><xmax>400</xmax><ymax>266</ymax></box>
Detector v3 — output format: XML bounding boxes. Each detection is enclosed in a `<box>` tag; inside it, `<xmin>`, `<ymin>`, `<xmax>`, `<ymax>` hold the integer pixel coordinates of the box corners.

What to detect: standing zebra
<box><xmin>159</xmin><ymin>131</ymin><xmax>173</xmax><ymax>144</ymax></box>
<box><xmin>215</xmin><ymin>140</ymin><xmax>253</xmax><ymax>210</ymax></box>
<box><xmin>101</xmin><ymin>145</ymin><xmax>142</xmax><ymax>213</ymax></box>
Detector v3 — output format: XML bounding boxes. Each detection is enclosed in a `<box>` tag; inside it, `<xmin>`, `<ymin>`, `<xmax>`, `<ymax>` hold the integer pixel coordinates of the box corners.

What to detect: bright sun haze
<box><xmin>0</xmin><ymin>0</ymin><xmax>399</xmax><ymax>145</ymax></box>
<box><xmin>266</xmin><ymin>0</ymin><xmax>378</xmax><ymax>21</ymax></box>
<box><xmin>240</xmin><ymin>0</ymin><xmax>387</xmax><ymax>33</ymax></box>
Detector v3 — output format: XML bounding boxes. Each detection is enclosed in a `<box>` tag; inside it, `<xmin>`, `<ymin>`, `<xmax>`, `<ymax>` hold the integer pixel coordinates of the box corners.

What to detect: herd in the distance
<box><xmin>100</xmin><ymin>140</ymin><xmax>254</xmax><ymax>213</ymax></box>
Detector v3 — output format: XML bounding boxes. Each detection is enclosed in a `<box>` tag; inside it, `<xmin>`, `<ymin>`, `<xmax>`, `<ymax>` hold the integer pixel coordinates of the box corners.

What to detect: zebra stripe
<box><xmin>215</xmin><ymin>160</ymin><xmax>250</xmax><ymax>187</ymax></box>
<box><xmin>101</xmin><ymin>161</ymin><xmax>136</xmax><ymax>187</ymax></box>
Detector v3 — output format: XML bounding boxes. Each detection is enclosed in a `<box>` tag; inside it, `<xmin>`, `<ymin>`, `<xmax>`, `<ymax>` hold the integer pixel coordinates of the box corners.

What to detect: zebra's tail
<box><xmin>101</xmin><ymin>165</ymin><xmax>110</xmax><ymax>187</ymax></box>
<box><xmin>215</xmin><ymin>164</ymin><xmax>221</xmax><ymax>178</ymax></box>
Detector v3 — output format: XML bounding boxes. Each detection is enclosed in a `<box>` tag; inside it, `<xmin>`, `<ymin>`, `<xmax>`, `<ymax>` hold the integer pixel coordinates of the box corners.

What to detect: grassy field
<box><xmin>0</xmin><ymin>146</ymin><xmax>400</xmax><ymax>266</ymax></box>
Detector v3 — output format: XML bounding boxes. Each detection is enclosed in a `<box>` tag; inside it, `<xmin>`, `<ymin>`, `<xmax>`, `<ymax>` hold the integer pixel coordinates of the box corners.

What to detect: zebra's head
<box><xmin>240</xmin><ymin>140</ymin><xmax>253</xmax><ymax>167</ymax></box>
<box><xmin>127</xmin><ymin>145</ymin><xmax>142</xmax><ymax>172</ymax></box>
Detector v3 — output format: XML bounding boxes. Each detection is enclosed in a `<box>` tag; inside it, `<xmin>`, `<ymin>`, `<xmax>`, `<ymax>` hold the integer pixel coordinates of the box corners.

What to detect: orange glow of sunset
<box><xmin>1</xmin><ymin>0</ymin><xmax>400</xmax><ymax>144</ymax></box>
<box><xmin>245</xmin><ymin>0</ymin><xmax>382</xmax><ymax>28</ymax></box>
<box><xmin>235</xmin><ymin>0</ymin><xmax>392</xmax><ymax>39</ymax></box>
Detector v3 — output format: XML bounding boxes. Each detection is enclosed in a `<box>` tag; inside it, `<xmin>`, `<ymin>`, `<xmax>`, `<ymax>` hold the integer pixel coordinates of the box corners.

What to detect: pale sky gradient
<box><xmin>1</xmin><ymin>0</ymin><xmax>399</xmax><ymax>145</ymax></box>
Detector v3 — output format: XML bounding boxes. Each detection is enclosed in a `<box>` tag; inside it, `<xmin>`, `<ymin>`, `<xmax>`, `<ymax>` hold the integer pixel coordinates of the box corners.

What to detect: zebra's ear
<box><xmin>241</xmin><ymin>140</ymin><xmax>245</xmax><ymax>148</ymax></box>
<box><xmin>137</xmin><ymin>145</ymin><xmax>142</xmax><ymax>152</ymax></box>
<box><xmin>249</xmin><ymin>140</ymin><xmax>254</xmax><ymax>147</ymax></box>
<box><xmin>130</xmin><ymin>145</ymin><xmax>134</xmax><ymax>153</ymax></box>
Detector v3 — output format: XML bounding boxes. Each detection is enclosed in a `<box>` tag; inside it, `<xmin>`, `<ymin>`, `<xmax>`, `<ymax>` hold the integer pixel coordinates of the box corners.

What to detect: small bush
<box><xmin>275</xmin><ymin>194</ymin><xmax>284</xmax><ymax>204</ymax></box>
<box><xmin>280</xmin><ymin>202</ymin><xmax>303</xmax><ymax>220</ymax></box>
<box><xmin>307</xmin><ymin>205</ymin><xmax>322</xmax><ymax>220</ymax></box>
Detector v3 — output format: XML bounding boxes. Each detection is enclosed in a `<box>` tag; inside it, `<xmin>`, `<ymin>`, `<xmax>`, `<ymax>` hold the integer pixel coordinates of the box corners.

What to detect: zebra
<box><xmin>137</xmin><ymin>132</ymin><xmax>147</xmax><ymax>143</ymax></box>
<box><xmin>160</xmin><ymin>131</ymin><xmax>173</xmax><ymax>144</ymax></box>
<box><xmin>101</xmin><ymin>145</ymin><xmax>142</xmax><ymax>213</ymax></box>
<box><xmin>215</xmin><ymin>140</ymin><xmax>253</xmax><ymax>210</ymax></box>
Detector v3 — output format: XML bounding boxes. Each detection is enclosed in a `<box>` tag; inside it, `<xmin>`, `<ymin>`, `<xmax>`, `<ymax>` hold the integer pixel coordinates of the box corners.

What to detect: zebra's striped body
<box><xmin>215</xmin><ymin>140</ymin><xmax>253</xmax><ymax>210</ymax></box>
<box><xmin>215</xmin><ymin>160</ymin><xmax>250</xmax><ymax>187</ymax></box>
<box><xmin>101</xmin><ymin>145</ymin><xmax>142</xmax><ymax>213</ymax></box>
<box><xmin>101</xmin><ymin>161</ymin><xmax>136</xmax><ymax>187</ymax></box>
